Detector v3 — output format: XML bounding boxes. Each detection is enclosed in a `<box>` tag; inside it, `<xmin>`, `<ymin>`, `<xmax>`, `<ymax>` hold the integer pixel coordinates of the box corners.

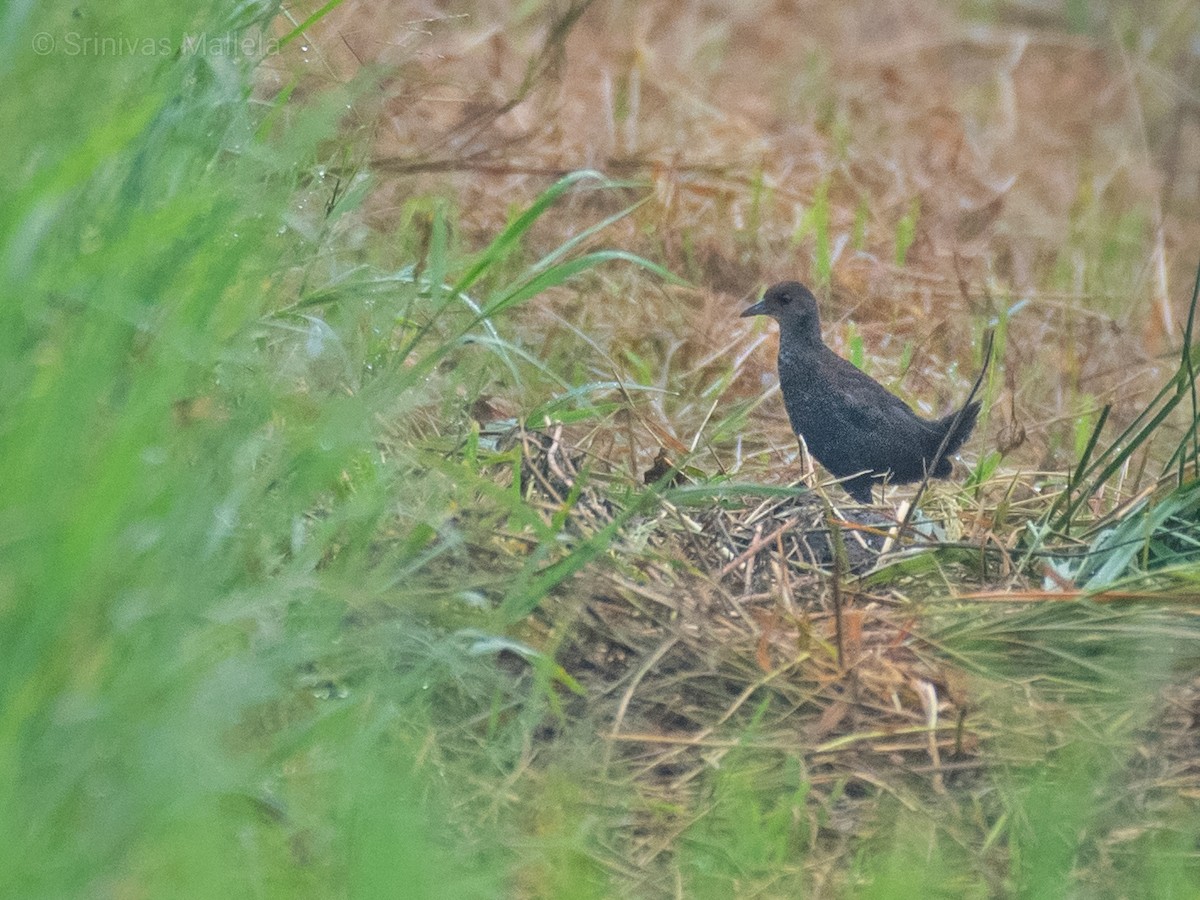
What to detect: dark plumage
<box><xmin>741</xmin><ymin>281</ymin><xmax>979</xmax><ymax>504</ymax></box>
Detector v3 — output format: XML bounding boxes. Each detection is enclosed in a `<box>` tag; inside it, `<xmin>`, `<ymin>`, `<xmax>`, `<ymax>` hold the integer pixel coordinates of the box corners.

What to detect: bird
<box><xmin>740</xmin><ymin>281</ymin><xmax>980</xmax><ymax>504</ymax></box>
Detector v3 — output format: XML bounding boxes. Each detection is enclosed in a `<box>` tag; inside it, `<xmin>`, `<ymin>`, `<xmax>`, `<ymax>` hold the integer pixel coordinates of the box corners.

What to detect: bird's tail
<box><xmin>933</xmin><ymin>400</ymin><xmax>980</xmax><ymax>459</ymax></box>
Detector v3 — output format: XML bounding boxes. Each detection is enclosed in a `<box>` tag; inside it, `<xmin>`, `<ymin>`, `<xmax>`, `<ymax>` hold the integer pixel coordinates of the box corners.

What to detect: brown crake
<box><xmin>741</xmin><ymin>281</ymin><xmax>979</xmax><ymax>503</ymax></box>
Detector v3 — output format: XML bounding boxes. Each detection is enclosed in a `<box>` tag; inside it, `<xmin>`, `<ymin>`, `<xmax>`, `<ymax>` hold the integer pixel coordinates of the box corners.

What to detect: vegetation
<box><xmin>4</xmin><ymin>0</ymin><xmax>1200</xmax><ymax>897</ymax></box>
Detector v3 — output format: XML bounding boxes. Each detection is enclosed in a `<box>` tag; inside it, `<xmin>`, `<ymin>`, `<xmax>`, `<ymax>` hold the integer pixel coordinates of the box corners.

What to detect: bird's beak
<box><xmin>740</xmin><ymin>300</ymin><xmax>768</xmax><ymax>318</ymax></box>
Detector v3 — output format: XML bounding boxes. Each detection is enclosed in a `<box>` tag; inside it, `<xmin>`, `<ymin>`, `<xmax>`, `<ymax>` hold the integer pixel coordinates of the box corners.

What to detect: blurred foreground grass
<box><xmin>2</xmin><ymin>4</ymin><xmax>678</xmax><ymax>896</ymax></box>
<box><xmin>3</xmin><ymin>3</ymin><xmax>1200</xmax><ymax>898</ymax></box>
<box><xmin>1</xmin><ymin>4</ymin><xmax>510</xmax><ymax>895</ymax></box>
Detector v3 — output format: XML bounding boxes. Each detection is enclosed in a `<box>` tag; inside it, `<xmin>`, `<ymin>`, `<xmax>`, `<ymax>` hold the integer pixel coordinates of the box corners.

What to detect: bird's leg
<box><xmin>842</xmin><ymin>473</ymin><xmax>875</xmax><ymax>505</ymax></box>
<box><xmin>796</xmin><ymin>434</ymin><xmax>818</xmax><ymax>490</ymax></box>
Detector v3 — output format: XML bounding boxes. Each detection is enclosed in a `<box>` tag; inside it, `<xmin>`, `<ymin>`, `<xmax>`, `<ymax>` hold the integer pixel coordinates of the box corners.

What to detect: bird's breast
<box><xmin>776</xmin><ymin>346</ymin><xmax>828</xmax><ymax>425</ymax></box>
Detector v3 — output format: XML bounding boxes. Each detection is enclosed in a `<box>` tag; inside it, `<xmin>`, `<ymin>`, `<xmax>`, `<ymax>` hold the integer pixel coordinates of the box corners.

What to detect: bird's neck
<box><xmin>779</xmin><ymin>317</ymin><xmax>823</xmax><ymax>347</ymax></box>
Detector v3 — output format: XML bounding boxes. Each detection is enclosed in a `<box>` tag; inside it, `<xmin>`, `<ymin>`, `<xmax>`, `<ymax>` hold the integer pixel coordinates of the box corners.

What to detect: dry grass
<box><xmin>274</xmin><ymin>0</ymin><xmax>1200</xmax><ymax>478</ymax></box>
<box><xmin>482</xmin><ymin>419</ymin><xmax>1200</xmax><ymax>890</ymax></box>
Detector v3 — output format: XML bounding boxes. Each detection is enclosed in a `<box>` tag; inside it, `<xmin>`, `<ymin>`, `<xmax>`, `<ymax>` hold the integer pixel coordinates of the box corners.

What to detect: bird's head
<box><xmin>740</xmin><ymin>281</ymin><xmax>822</xmax><ymax>341</ymax></box>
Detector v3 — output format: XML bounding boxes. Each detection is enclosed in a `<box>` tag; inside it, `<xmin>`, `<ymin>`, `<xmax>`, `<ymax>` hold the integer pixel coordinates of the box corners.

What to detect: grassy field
<box><xmin>6</xmin><ymin>1</ymin><xmax>1200</xmax><ymax>896</ymax></box>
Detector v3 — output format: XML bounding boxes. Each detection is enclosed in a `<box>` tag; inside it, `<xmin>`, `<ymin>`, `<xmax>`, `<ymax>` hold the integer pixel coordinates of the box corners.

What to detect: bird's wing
<box><xmin>810</xmin><ymin>353</ymin><xmax>943</xmax><ymax>473</ymax></box>
<box><xmin>819</xmin><ymin>353</ymin><xmax>933</xmax><ymax>431</ymax></box>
